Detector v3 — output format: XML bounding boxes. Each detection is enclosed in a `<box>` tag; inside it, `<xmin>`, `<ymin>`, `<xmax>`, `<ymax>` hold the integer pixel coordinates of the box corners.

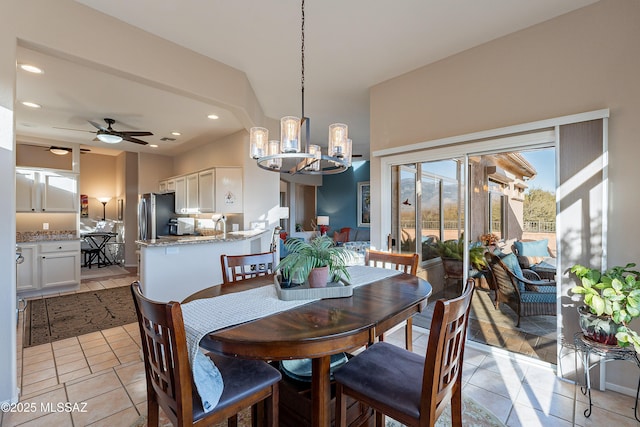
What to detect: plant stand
<box><xmin>573</xmin><ymin>332</ymin><xmax>640</xmax><ymax>421</ymax></box>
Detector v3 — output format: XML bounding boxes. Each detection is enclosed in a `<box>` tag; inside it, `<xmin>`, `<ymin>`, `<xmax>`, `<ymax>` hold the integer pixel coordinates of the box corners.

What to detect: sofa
<box><xmin>332</xmin><ymin>227</ymin><xmax>370</xmax><ymax>244</ymax></box>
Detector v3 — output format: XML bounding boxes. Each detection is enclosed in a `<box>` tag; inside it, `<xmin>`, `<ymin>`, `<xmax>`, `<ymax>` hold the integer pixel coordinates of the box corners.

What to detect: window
<box><xmin>488</xmin><ymin>180</ymin><xmax>506</xmax><ymax>239</ymax></box>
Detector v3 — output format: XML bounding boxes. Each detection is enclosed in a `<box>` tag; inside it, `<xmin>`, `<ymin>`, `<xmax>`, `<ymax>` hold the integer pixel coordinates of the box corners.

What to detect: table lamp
<box><xmin>97</xmin><ymin>197</ymin><xmax>111</xmax><ymax>221</ymax></box>
<box><xmin>317</xmin><ymin>216</ymin><xmax>329</xmax><ymax>236</ymax></box>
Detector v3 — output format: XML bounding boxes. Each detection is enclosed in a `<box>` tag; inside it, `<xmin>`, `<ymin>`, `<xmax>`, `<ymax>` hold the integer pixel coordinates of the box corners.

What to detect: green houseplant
<box><xmin>434</xmin><ymin>236</ymin><xmax>487</xmax><ymax>270</ymax></box>
<box><xmin>570</xmin><ymin>263</ymin><xmax>640</xmax><ymax>352</ymax></box>
<box><xmin>277</xmin><ymin>235</ymin><xmax>353</xmax><ymax>288</ymax></box>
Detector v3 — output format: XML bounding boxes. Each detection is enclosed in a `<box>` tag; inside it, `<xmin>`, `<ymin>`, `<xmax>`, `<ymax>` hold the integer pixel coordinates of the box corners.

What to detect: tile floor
<box><xmin>4</xmin><ymin>273</ymin><xmax>640</xmax><ymax>426</ymax></box>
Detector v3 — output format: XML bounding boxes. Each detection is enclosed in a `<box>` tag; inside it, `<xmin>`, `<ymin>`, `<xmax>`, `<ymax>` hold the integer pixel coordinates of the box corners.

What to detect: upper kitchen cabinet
<box><xmin>174</xmin><ymin>176</ymin><xmax>187</xmax><ymax>214</ymax></box>
<box><xmin>198</xmin><ymin>169</ymin><xmax>215</xmax><ymax>213</ymax></box>
<box><xmin>215</xmin><ymin>168</ymin><xmax>243</xmax><ymax>213</ymax></box>
<box><xmin>186</xmin><ymin>173</ymin><xmax>199</xmax><ymax>213</ymax></box>
<box><xmin>16</xmin><ymin>168</ymin><xmax>79</xmax><ymax>212</ymax></box>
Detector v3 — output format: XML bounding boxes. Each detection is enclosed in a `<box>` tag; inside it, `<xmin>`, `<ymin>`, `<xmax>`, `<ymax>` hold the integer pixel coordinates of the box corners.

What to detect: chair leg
<box><xmin>227</xmin><ymin>413</ymin><xmax>238</xmax><ymax>427</ymax></box>
<box><xmin>335</xmin><ymin>384</ymin><xmax>347</xmax><ymax>427</ymax></box>
<box><xmin>450</xmin><ymin>384</ymin><xmax>463</xmax><ymax>427</ymax></box>
<box><xmin>269</xmin><ymin>384</ymin><xmax>278</xmax><ymax>427</ymax></box>
<box><xmin>146</xmin><ymin>397</ymin><xmax>160</xmax><ymax>427</ymax></box>
<box><xmin>405</xmin><ymin>318</ymin><xmax>413</xmax><ymax>352</ymax></box>
<box><xmin>375</xmin><ymin>410</ymin><xmax>384</xmax><ymax>427</ymax></box>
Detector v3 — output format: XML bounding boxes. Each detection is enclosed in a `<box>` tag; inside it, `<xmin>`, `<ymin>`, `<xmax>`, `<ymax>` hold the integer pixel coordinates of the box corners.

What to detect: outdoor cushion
<box><xmin>520</xmin><ymin>291</ymin><xmax>556</xmax><ymax>304</ymax></box>
<box><xmin>514</xmin><ymin>239</ymin><xmax>550</xmax><ymax>257</ymax></box>
<box><xmin>500</xmin><ymin>253</ymin><xmax>526</xmax><ymax>293</ymax></box>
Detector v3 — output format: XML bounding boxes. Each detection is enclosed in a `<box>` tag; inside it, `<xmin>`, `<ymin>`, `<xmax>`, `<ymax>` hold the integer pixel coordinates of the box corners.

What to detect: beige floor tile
<box><xmin>124</xmin><ymin>379</ymin><xmax>147</xmax><ymax>405</ymax></box>
<box><xmin>85</xmin><ymin>281</ymin><xmax>105</xmax><ymax>291</ymax></box>
<box><xmin>82</xmin><ymin>343</ymin><xmax>112</xmax><ymax>357</ymax></box>
<box><xmin>89</xmin><ymin>358</ymin><xmax>120</xmax><ymax>373</ymax></box>
<box><xmin>23</xmin><ymin>344</ymin><xmax>52</xmax><ymax>359</ymax></box>
<box><xmin>22</xmin><ymin>367</ymin><xmax>57</xmax><ymax>387</ymax></box>
<box><xmin>112</xmin><ymin>343</ymin><xmax>140</xmax><ymax>357</ymax></box>
<box><xmin>101</xmin><ymin>326</ymin><xmax>127</xmax><ymax>337</ymax></box>
<box><xmin>57</xmin><ymin>367</ymin><xmax>92</xmax><ymax>384</ymax></box>
<box><xmin>2</xmin><ymin>386</ymin><xmax>67</xmax><ymax>426</ymax></box>
<box><xmin>54</xmin><ymin>351</ymin><xmax>85</xmax><ymax>366</ymax></box>
<box><xmin>514</xmin><ymin>382</ymin><xmax>575</xmax><ymax>422</ymax></box>
<box><xmin>573</xmin><ymin>400</ymin><xmax>638</xmax><ymax>426</ymax></box>
<box><xmin>87</xmin><ymin>352</ymin><xmax>118</xmax><ymax>366</ymax></box>
<box><xmin>66</xmin><ymin>371</ymin><xmax>122</xmax><ymax>402</ymax></box>
<box><xmin>52</xmin><ymin>343</ymin><xmax>82</xmax><ymax>357</ymax></box>
<box><xmin>20</xmin><ymin>380</ymin><xmax>62</xmax><ymax>400</ymax></box>
<box><xmin>21</xmin><ymin>358</ymin><xmax>55</xmax><ymax>373</ymax></box>
<box><xmin>8</xmin><ymin>410</ymin><xmax>73</xmax><ymax>427</ymax></box>
<box><xmin>70</xmin><ymin>387</ymin><xmax>134</xmax><ymax>426</ymax></box>
<box><xmin>466</xmin><ymin>366</ymin><xmax>523</xmax><ymax>400</ymax></box>
<box><xmin>51</xmin><ymin>337</ymin><xmax>79</xmax><ymax>350</ymax></box>
<box><xmin>461</xmin><ymin>383</ymin><xmax>514</xmax><ymax>424</ymax></box>
<box><xmin>114</xmin><ymin>361</ymin><xmax>145</xmax><ymax>385</ymax></box>
<box><xmin>56</xmin><ymin>358</ymin><xmax>89</xmax><ymax>375</ymax></box>
<box><xmin>117</xmin><ymin>352</ymin><xmax>143</xmax><ymax>365</ymax></box>
<box><xmin>506</xmin><ymin>402</ymin><xmax>573</xmax><ymax>427</ymax></box>
<box><xmin>85</xmin><ymin>406</ymin><xmax>140</xmax><ymax>427</ymax></box>
<box><xmin>477</xmin><ymin>353</ymin><xmax>529</xmax><ymax>381</ymax></box>
<box><xmin>77</xmin><ymin>331</ymin><xmax>104</xmax><ymax>344</ymax></box>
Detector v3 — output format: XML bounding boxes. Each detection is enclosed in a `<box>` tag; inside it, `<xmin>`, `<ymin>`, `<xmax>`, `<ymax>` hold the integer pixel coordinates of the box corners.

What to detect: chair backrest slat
<box><xmin>221</xmin><ymin>251</ymin><xmax>277</xmax><ymax>284</ymax></box>
<box><xmin>485</xmin><ymin>253</ymin><xmax>521</xmax><ymax>298</ymax></box>
<box><xmin>364</xmin><ymin>249</ymin><xmax>420</xmax><ymax>276</ymax></box>
<box><xmin>421</xmin><ymin>279</ymin><xmax>474</xmax><ymax>425</ymax></box>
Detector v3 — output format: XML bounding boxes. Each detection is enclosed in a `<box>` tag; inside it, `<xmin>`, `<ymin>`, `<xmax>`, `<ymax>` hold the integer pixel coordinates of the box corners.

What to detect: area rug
<box><xmin>24</xmin><ymin>286</ymin><xmax>137</xmax><ymax>347</ymax></box>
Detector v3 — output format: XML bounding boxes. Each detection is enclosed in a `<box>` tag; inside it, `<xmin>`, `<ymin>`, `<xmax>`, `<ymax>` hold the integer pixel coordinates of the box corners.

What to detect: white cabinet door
<box><xmin>159</xmin><ymin>180</ymin><xmax>167</xmax><ymax>193</ymax></box>
<box><xmin>42</xmin><ymin>172</ymin><xmax>78</xmax><ymax>212</ymax></box>
<box><xmin>186</xmin><ymin>173</ymin><xmax>199</xmax><ymax>213</ymax></box>
<box><xmin>16</xmin><ymin>170</ymin><xmax>39</xmax><ymax>212</ymax></box>
<box><xmin>198</xmin><ymin>169</ymin><xmax>215</xmax><ymax>213</ymax></box>
<box><xmin>17</xmin><ymin>244</ymin><xmax>38</xmax><ymax>292</ymax></box>
<box><xmin>215</xmin><ymin>168</ymin><xmax>243</xmax><ymax>213</ymax></box>
<box><xmin>40</xmin><ymin>252</ymin><xmax>80</xmax><ymax>288</ymax></box>
<box><xmin>174</xmin><ymin>176</ymin><xmax>186</xmax><ymax>213</ymax></box>
<box><xmin>166</xmin><ymin>179</ymin><xmax>176</xmax><ymax>192</ymax></box>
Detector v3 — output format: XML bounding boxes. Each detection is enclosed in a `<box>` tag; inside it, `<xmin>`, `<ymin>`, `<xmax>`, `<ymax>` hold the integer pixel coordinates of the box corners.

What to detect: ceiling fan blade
<box><xmin>52</xmin><ymin>126</ymin><xmax>95</xmax><ymax>134</ymax></box>
<box><xmin>120</xmin><ymin>131</ymin><xmax>153</xmax><ymax>137</ymax></box>
<box><xmin>122</xmin><ymin>135</ymin><xmax>149</xmax><ymax>145</ymax></box>
<box><xmin>88</xmin><ymin>120</ymin><xmax>107</xmax><ymax>131</ymax></box>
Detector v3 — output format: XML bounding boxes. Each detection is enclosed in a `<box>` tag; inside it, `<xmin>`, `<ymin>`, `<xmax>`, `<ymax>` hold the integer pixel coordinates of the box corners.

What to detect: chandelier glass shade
<box><xmin>249</xmin><ymin>0</ymin><xmax>352</xmax><ymax>175</ymax></box>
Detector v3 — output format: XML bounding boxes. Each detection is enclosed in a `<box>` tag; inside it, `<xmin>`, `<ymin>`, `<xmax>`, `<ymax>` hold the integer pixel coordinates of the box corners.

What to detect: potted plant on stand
<box><xmin>277</xmin><ymin>235</ymin><xmax>352</xmax><ymax>288</ymax></box>
<box><xmin>571</xmin><ymin>263</ymin><xmax>640</xmax><ymax>352</ymax></box>
<box><xmin>435</xmin><ymin>236</ymin><xmax>487</xmax><ymax>278</ymax></box>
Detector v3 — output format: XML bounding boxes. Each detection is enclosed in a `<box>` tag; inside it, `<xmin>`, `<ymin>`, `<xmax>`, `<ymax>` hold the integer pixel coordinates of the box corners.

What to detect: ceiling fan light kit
<box><xmin>96</xmin><ymin>132</ymin><xmax>123</xmax><ymax>144</ymax></box>
<box><xmin>249</xmin><ymin>0</ymin><xmax>351</xmax><ymax>175</ymax></box>
<box><xmin>49</xmin><ymin>147</ymin><xmax>69</xmax><ymax>155</ymax></box>
<box><xmin>89</xmin><ymin>118</ymin><xmax>152</xmax><ymax>145</ymax></box>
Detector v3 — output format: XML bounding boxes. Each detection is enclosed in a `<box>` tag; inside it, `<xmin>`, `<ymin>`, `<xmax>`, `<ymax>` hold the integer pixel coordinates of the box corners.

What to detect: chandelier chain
<box><xmin>301</xmin><ymin>0</ymin><xmax>305</xmax><ymax>118</ymax></box>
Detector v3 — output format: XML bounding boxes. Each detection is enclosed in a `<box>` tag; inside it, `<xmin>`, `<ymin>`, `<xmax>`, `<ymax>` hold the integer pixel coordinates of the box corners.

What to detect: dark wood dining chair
<box><xmin>365</xmin><ymin>249</ymin><xmax>420</xmax><ymax>350</ymax></box>
<box><xmin>130</xmin><ymin>282</ymin><xmax>281</xmax><ymax>427</ymax></box>
<box><xmin>220</xmin><ymin>251</ymin><xmax>277</xmax><ymax>284</ymax></box>
<box><xmin>333</xmin><ymin>279</ymin><xmax>475</xmax><ymax>427</ymax></box>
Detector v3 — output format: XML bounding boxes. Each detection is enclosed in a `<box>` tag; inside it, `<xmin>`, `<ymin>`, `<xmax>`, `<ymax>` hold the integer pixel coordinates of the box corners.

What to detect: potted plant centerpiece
<box><xmin>570</xmin><ymin>263</ymin><xmax>640</xmax><ymax>352</ymax></box>
<box><xmin>277</xmin><ymin>235</ymin><xmax>352</xmax><ymax>288</ymax></box>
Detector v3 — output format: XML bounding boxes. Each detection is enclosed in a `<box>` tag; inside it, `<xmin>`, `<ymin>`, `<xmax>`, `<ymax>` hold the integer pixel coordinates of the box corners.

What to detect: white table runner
<box><xmin>180</xmin><ymin>265</ymin><xmax>401</xmax><ymax>411</ymax></box>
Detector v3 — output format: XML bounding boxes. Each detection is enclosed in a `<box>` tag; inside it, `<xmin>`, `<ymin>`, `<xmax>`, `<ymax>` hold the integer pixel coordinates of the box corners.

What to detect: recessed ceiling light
<box><xmin>207</xmin><ymin>114</ymin><xmax>219</xmax><ymax>120</ymax></box>
<box><xmin>22</xmin><ymin>101</ymin><xmax>41</xmax><ymax>108</ymax></box>
<box><xmin>149</xmin><ymin>144</ymin><xmax>159</xmax><ymax>148</ymax></box>
<box><xmin>20</xmin><ymin>64</ymin><xmax>43</xmax><ymax>74</ymax></box>
<box><xmin>171</xmin><ymin>131</ymin><xmax>181</xmax><ymax>136</ymax></box>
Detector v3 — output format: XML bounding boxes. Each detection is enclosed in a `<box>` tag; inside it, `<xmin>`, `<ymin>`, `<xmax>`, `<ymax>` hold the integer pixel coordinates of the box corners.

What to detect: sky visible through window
<box><xmin>521</xmin><ymin>148</ymin><xmax>555</xmax><ymax>193</ymax></box>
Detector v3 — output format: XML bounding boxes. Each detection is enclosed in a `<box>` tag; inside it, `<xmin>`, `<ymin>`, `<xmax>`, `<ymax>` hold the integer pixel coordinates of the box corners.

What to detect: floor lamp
<box><xmin>97</xmin><ymin>197</ymin><xmax>111</xmax><ymax>221</ymax></box>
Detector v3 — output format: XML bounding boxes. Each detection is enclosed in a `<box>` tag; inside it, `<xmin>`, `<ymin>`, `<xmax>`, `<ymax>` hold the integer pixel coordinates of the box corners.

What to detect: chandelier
<box><xmin>249</xmin><ymin>0</ymin><xmax>352</xmax><ymax>175</ymax></box>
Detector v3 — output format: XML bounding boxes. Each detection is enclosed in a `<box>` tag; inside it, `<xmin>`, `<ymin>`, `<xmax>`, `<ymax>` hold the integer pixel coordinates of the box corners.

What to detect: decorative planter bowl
<box><xmin>578</xmin><ymin>305</ymin><xmax>619</xmax><ymax>345</ymax></box>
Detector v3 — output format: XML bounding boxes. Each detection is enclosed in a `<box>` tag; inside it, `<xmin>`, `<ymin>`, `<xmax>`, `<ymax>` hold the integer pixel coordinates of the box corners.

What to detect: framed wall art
<box><xmin>357</xmin><ymin>182</ymin><xmax>370</xmax><ymax>227</ymax></box>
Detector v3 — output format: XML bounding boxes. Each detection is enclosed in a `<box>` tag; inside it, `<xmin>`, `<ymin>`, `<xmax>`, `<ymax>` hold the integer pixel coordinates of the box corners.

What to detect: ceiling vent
<box><xmin>160</xmin><ymin>137</ymin><xmax>177</xmax><ymax>142</ymax></box>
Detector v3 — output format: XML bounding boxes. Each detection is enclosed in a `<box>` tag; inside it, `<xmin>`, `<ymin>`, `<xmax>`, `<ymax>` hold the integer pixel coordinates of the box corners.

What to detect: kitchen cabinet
<box><xmin>186</xmin><ymin>173</ymin><xmax>199</xmax><ymax>213</ymax></box>
<box><xmin>16</xmin><ymin>244</ymin><xmax>38</xmax><ymax>292</ymax></box>
<box><xmin>159</xmin><ymin>180</ymin><xmax>167</xmax><ymax>193</ymax></box>
<box><xmin>166</xmin><ymin>179</ymin><xmax>176</xmax><ymax>192</ymax></box>
<box><xmin>174</xmin><ymin>176</ymin><xmax>186</xmax><ymax>213</ymax></box>
<box><xmin>17</xmin><ymin>240</ymin><xmax>80</xmax><ymax>295</ymax></box>
<box><xmin>16</xmin><ymin>168</ymin><xmax>78</xmax><ymax>212</ymax></box>
<box><xmin>198</xmin><ymin>169</ymin><xmax>215</xmax><ymax>213</ymax></box>
<box><xmin>215</xmin><ymin>167</ymin><xmax>243</xmax><ymax>213</ymax></box>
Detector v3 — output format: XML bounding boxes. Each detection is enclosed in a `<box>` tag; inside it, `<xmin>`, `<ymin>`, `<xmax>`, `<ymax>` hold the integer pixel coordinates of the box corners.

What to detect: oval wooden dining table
<box><xmin>183</xmin><ymin>271</ymin><xmax>432</xmax><ymax>427</ymax></box>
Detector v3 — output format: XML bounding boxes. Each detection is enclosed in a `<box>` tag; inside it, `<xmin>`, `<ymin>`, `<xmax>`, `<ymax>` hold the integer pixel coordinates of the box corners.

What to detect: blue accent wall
<box><xmin>317</xmin><ymin>161</ymin><xmax>369</xmax><ymax>231</ymax></box>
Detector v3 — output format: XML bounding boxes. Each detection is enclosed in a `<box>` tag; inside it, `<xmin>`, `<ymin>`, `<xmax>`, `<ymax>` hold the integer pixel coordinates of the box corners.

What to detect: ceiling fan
<box><xmin>88</xmin><ymin>118</ymin><xmax>153</xmax><ymax>145</ymax></box>
<box><xmin>17</xmin><ymin>143</ymin><xmax>90</xmax><ymax>156</ymax></box>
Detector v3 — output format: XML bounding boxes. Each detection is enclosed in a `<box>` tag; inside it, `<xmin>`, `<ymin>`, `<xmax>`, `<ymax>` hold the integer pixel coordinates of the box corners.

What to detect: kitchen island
<box><xmin>136</xmin><ymin>229</ymin><xmax>271</xmax><ymax>302</ymax></box>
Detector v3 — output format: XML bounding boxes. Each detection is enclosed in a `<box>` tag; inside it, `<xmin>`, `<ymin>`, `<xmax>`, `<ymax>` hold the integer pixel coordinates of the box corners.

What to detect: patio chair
<box><xmin>511</xmin><ymin>238</ymin><xmax>555</xmax><ymax>269</ymax></box>
<box><xmin>365</xmin><ymin>249</ymin><xmax>420</xmax><ymax>351</ymax></box>
<box><xmin>220</xmin><ymin>251</ymin><xmax>277</xmax><ymax>284</ymax></box>
<box><xmin>333</xmin><ymin>279</ymin><xmax>475</xmax><ymax>427</ymax></box>
<box><xmin>484</xmin><ymin>252</ymin><xmax>556</xmax><ymax>327</ymax></box>
<box><xmin>130</xmin><ymin>282</ymin><xmax>281</xmax><ymax>427</ymax></box>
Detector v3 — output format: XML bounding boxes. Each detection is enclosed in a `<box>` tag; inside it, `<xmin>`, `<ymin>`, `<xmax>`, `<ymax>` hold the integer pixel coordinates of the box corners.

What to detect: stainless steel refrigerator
<box><xmin>138</xmin><ymin>192</ymin><xmax>175</xmax><ymax>240</ymax></box>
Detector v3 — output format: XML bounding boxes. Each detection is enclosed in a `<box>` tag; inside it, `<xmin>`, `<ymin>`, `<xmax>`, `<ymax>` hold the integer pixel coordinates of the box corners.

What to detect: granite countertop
<box><xmin>136</xmin><ymin>229</ymin><xmax>269</xmax><ymax>247</ymax></box>
<box><xmin>17</xmin><ymin>230</ymin><xmax>79</xmax><ymax>243</ymax></box>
